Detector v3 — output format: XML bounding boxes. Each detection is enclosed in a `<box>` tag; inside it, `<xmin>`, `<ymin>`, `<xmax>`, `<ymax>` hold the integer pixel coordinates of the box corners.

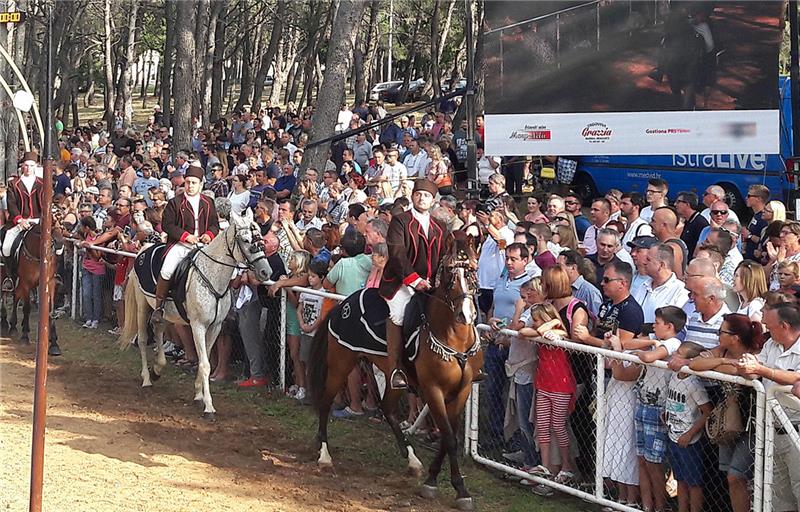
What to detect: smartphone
<box><xmin>610</xmin><ymin>320</ymin><xmax>619</xmax><ymax>336</ymax></box>
<box><xmin>496</xmin><ymin>318</ymin><xmax>508</xmax><ymax>329</ymax></box>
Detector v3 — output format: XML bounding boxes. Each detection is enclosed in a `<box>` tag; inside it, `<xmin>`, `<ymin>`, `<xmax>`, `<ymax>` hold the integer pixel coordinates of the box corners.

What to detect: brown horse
<box><xmin>308</xmin><ymin>231</ymin><xmax>482</xmax><ymax>511</ymax></box>
<box><xmin>1</xmin><ymin>217</ymin><xmax>64</xmax><ymax>355</ymax></box>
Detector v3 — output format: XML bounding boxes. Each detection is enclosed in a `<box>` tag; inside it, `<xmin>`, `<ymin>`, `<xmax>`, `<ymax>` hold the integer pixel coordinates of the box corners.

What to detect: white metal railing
<box><xmin>763</xmin><ymin>385</ymin><xmax>800</xmax><ymax>512</ymax></box>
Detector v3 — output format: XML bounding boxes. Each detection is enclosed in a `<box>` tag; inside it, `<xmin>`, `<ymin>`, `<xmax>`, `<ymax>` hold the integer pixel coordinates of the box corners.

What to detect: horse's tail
<box><xmin>116</xmin><ymin>272</ymin><xmax>140</xmax><ymax>350</ymax></box>
<box><xmin>308</xmin><ymin>306</ymin><xmax>336</xmax><ymax>411</ymax></box>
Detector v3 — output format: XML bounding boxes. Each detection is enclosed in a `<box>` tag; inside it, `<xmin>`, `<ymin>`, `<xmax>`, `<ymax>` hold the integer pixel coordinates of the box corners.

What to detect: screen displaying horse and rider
<box><xmin>483</xmin><ymin>0</ymin><xmax>785</xmax><ymax>155</ymax></box>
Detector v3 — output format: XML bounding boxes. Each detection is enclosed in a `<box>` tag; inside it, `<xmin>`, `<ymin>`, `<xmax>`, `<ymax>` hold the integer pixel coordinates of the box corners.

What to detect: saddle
<box><xmin>327</xmin><ymin>288</ymin><xmax>427</xmax><ymax>362</ymax></box>
<box><xmin>134</xmin><ymin>243</ymin><xmax>198</xmax><ymax>323</ymax></box>
<box><xmin>0</xmin><ymin>227</ymin><xmax>28</xmax><ymax>278</ymax></box>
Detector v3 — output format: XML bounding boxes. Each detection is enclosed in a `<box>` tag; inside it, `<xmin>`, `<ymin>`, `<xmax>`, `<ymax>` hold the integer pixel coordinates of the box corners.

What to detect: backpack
<box><xmin>706</xmin><ymin>383</ymin><xmax>745</xmax><ymax>444</ymax></box>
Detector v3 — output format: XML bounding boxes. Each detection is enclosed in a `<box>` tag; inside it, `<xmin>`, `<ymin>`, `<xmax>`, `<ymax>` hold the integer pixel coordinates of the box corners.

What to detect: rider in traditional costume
<box><xmin>379</xmin><ymin>179</ymin><xmax>447</xmax><ymax>389</ymax></box>
<box><xmin>2</xmin><ymin>152</ymin><xmax>44</xmax><ymax>279</ymax></box>
<box><xmin>151</xmin><ymin>163</ymin><xmax>220</xmax><ymax>323</ymax></box>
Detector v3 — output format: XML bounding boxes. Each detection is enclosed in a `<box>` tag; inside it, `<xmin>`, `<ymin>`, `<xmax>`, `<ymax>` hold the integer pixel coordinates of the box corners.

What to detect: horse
<box><xmin>308</xmin><ymin>231</ymin><xmax>482</xmax><ymax>511</ymax></box>
<box><xmin>117</xmin><ymin>209</ymin><xmax>272</xmax><ymax>420</ymax></box>
<box><xmin>658</xmin><ymin>8</ymin><xmax>714</xmax><ymax>109</ymax></box>
<box><xmin>1</xmin><ymin>210</ymin><xmax>65</xmax><ymax>355</ymax></box>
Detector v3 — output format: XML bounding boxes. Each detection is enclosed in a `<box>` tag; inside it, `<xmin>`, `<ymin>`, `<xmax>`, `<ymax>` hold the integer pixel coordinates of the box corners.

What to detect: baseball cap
<box><xmin>627</xmin><ymin>236</ymin><xmax>659</xmax><ymax>250</ymax></box>
<box><xmin>85</xmin><ymin>186</ymin><xmax>100</xmax><ymax>195</ymax></box>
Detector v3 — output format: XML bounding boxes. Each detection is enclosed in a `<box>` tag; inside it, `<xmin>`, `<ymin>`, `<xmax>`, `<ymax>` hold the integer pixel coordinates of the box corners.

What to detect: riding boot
<box><xmin>150</xmin><ymin>277</ymin><xmax>171</xmax><ymax>323</ymax></box>
<box><xmin>386</xmin><ymin>321</ymin><xmax>408</xmax><ymax>389</ymax></box>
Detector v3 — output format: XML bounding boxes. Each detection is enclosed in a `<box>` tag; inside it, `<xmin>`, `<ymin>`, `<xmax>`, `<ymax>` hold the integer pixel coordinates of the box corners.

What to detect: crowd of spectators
<box><xmin>3</xmin><ymin>98</ymin><xmax>800</xmax><ymax>512</ymax></box>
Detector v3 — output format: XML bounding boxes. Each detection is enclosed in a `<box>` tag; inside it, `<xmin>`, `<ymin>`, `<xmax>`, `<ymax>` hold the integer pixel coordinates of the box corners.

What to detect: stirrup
<box><xmin>150</xmin><ymin>306</ymin><xmax>165</xmax><ymax>323</ymax></box>
<box><xmin>1</xmin><ymin>276</ymin><xmax>14</xmax><ymax>292</ymax></box>
<box><xmin>390</xmin><ymin>368</ymin><xmax>408</xmax><ymax>390</ymax></box>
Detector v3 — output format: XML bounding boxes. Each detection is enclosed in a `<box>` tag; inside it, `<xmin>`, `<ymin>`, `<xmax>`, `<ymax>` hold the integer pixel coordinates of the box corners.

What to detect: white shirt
<box><xmin>20</xmin><ymin>173</ymin><xmax>36</xmax><ymax>193</ymax></box>
<box><xmin>477</xmin><ymin>226</ymin><xmax>515</xmax><ymax>290</ymax></box>
<box><xmin>478</xmin><ymin>156</ymin><xmax>501</xmax><ymax>185</ymax></box>
<box><xmin>382</xmin><ymin>162</ymin><xmax>408</xmax><ymax>195</ymax></box>
<box><xmin>186</xmin><ymin>193</ymin><xmax>201</xmax><ymax>237</ymax></box>
<box><xmin>296</xmin><ymin>216</ymin><xmax>324</xmax><ymax>233</ymax></box>
<box><xmin>640</xmin><ymin>204</ymin><xmax>666</xmax><ymax>223</ymax></box>
<box><xmin>335</xmin><ymin>109</ymin><xmax>352</xmax><ymax>133</ymax></box>
<box><xmin>634</xmin><ymin>272</ymin><xmax>690</xmax><ymax>323</ymax></box>
<box><xmin>403</xmin><ymin>150</ymin><xmax>430</xmax><ymax>178</ymax></box>
<box><xmin>621</xmin><ymin>217</ymin><xmax>654</xmax><ymax>252</ymax></box>
<box><xmin>410</xmin><ymin>207</ymin><xmax>431</xmax><ymax>237</ymax></box>
<box><xmin>684</xmin><ymin>304</ymin><xmax>730</xmax><ymax>349</ymax></box>
<box><xmin>583</xmin><ymin>220</ymin><xmax>610</xmax><ymax>255</ymax></box>
<box><xmin>227</xmin><ymin>189</ymin><xmax>250</xmax><ymax>216</ymax></box>
<box><xmin>666</xmin><ymin>374</ymin><xmax>711</xmax><ymax>444</ymax></box>
<box><xmin>758</xmin><ymin>335</ymin><xmax>800</xmax><ymax>421</ymax></box>
<box><xmin>701</xmin><ymin>207</ymin><xmax>740</xmax><ymax>225</ymax></box>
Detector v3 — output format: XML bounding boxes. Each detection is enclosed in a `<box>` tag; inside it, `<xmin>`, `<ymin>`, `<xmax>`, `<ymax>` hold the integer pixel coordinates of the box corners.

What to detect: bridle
<box><xmin>195</xmin><ymin>223</ymin><xmax>267</xmax><ymax>271</ymax></box>
<box><xmin>432</xmin><ymin>253</ymin><xmax>479</xmax><ymax>314</ymax></box>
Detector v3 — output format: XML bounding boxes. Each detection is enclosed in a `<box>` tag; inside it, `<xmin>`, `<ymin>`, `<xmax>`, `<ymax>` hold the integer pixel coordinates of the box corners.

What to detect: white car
<box><xmin>370</xmin><ymin>81</ymin><xmax>402</xmax><ymax>101</ymax></box>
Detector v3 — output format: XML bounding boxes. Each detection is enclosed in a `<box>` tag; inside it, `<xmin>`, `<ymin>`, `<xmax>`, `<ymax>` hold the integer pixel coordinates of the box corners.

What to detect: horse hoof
<box><xmin>149</xmin><ymin>368</ymin><xmax>161</xmax><ymax>382</ymax></box>
<box><xmin>202</xmin><ymin>412</ymin><xmax>216</xmax><ymax>422</ymax></box>
<box><xmin>0</xmin><ymin>321</ymin><xmax>9</xmax><ymax>332</ymax></box>
<box><xmin>455</xmin><ymin>497</ymin><xmax>475</xmax><ymax>512</ymax></box>
<box><xmin>418</xmin><ymin>484</ymin><xmax>438</xmax><ymax>499</ymax></box>
<box><xmin>48</xmin><ymin>343</ymin><xmax>62</xmax><ymax>357</ymax></box>
<box><xmin>19</xmin><ymin>334</ymin><xmax>29</xmax><ymax>344</ymax></box>
<box><xmin>9</xmin><ymin>326</ymin><xmax>17</xmax><ymax>334</ymax></box>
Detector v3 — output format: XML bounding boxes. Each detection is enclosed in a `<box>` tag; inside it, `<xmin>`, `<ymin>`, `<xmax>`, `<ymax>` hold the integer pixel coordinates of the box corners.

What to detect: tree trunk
<box><xmin>428</xmin><ymin>1</ymin><xmax>442</xmax><ymax>98</ymax></box>
<box><xmin>363</xmin><ymin>0</ymin><xmax>381</xmax><ymax>96</ymax></box>
<box><xmin>210</xmin><ymin>1</ymin><xmax>227</xmax><ymax>122</ymax></box>
<box><xmin>71</xmin><ymin>90</ymin><xmax>80</xmax><ymax>128</ymax></box>
<box><xmin>173</xmin><ymin>0</ymin><xmax>197</xmax><ymax>156</ymax></box>
<box><xmin>103</xmin><ymin>0</ymin><xmax>116</xmax><ymax>129</ymax></box>
<box><xmin>192</xmin><ymin>0</ymin><xmax>210</xmax><ymax>123</ymax></box>
<box><xmin>270</xmin><ymin>37</ymin><xmax>288</xmax><ymax>106</ymax></box>
<box><xmin>120</xmin><ymin>0</ymin><xmax>140</xmax><ymax>128</ymax></box>
<box><xmin>160</xmin><ymin>0</ymin><xmax>176</xmax><ymax>128</ymax></box>
<box><xmin>397</xmin><ymin>16</ymin><xmax>422</xmax><ymax>105</ymax></box>
<box><xmin>233</xmin><ymin>31</ymin><xmax>254</xmax><ymax>113</ymax></box>
<box><xmin>251</xmin><ymin>0</ymin><xmax>286</xmax><ymax>110</ymax></box>
<box><xmin>305</xmin><ymin>0</ymin><xmax>366</xmax><ymax>172</ymax></box>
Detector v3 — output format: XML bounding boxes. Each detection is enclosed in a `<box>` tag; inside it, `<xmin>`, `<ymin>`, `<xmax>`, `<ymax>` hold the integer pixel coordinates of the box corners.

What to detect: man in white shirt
<box><xmin>634</xmin><ymin>243</ymin><xmax>690</xmax><ymax>325</ymax></box>
<box><xmin>683</xmin><ymin>277</ymin><xmax>730</xmax><ymax>349</ymax></box>
<box><xmin>641</xmin><ymin>177</ymin><xmax>669</xmax><ymax>223</ymax></box>
<box><xmin>401</xmin><ymin>135</ymin><xmax>430</xmax><ymax>179</ymax></box>
<box><xmin>476</xmin><ymin>143</ymin><xmax>501</xmax><ymax>186</ymax></box>
<box><xmin>477</xmin><ymin>208</ymin><xmax>515</xmax><ymax>317</ymax></box>
<box><xmin>335</xmin><ymin>104</ymin><xmax>352</xmax><ymax>133</ymax></box>
<box><xmin>699</xmin><ymin>185</ymin><xmax>740</xmax><ymax>224</ymax></box>
<box><xmin>620</xmin><ymin>192</ymin><xmax>653</xmax><ymax>252</ymax></box>
<box><xmin>295</xmin><ymin>199</ymin><xmax>324</xmax><ymax>233</ymax></box>
<box><xmin>583</xmin><ymin>198</ymin><xmax>611</xmax><ymax>256</ymax></box>
<box><xmin>626</xmin><ymin>236</ymin><xmax>656</xmax><ymax>299</ymax></box>
<box><xmin>380</xmin><ymin>148</ymin><xmax>408</xmax><ymax>196</ymax></box>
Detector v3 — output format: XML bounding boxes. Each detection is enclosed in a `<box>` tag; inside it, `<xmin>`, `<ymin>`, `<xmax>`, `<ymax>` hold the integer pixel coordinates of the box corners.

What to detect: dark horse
<box><xmin>308</xmin><ymin>231</ymin><xmax>483</xmax><ymax>511</ymax></box>
<box><xmin>1</xmin><ymin>214</ymin><xmax>64</xmax><ymax>355</ymax></box>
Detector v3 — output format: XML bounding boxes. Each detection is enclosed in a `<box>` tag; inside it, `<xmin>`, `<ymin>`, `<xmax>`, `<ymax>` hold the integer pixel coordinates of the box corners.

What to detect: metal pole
<box><xmin>789</xmin><ymin>0</ymin><xmax>800</xmax><ymax>157</ymax></box>
<box><xmin>387</xmin><ymin>0</ymin><xmax>393</xmax><ymax>81</ymax></box>
<box><xmin>71</xmin><ymin>243</ymin><xmax>78</xmax><ymax>321</ymax></box>
<box><xmin>594</xmin><ymin>354</ymin><xmax>606</xmax><ymax>499</ymax></box>
<box><xmin>279</xmin><ymin>289</ymin><xmax>287</xmax><ymax>392</ymax></box>
<box><xmin>464</xmin><ymin>0</ymin><xmax>477</xmax><ymax>194</ymax></box>
<box><xmin>29</xmin><ymin>8</ymin><xmax>54</xmax><ymax>510</ymax></box>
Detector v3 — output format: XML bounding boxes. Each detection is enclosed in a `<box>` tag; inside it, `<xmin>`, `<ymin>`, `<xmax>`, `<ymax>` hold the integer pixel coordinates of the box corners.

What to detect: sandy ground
<box><xmin>0</xmin><ymin>319</ymin><xmax>568</xmax><ymax>512</ymax></box>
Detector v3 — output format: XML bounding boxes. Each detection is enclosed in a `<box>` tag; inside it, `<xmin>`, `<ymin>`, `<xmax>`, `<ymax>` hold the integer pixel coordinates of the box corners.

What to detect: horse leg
<box><xmin>151</xmin><ymin>321</ymin><xmax>167</xmax><ymax>381</ymax></box>
<box><xmin>419</xmin><ymin>388</ymin><xmax>450</xmax><ymax>500</ymax></box>
<box><xmin>317</xmin><ymin>340</ymin><xmax>358</xmax><ymax>468</ymax></box>
<box><xmin>20</xmin><ymin>294</ymin><xmax>31</xmax><ymax>344</ymax></box>
<box><xmin>196</xmin><ymin>322</ymin><xmax>222</xmax><ymax>420</ymax></box>
<box><xmin>0</xmin><ymin>293</ymin><xmax>8</xmax><ymax>332</ymax></box>
<box><xmin>9</xmin><ymin>293</ymin><xmax>19</xmax><ymax>334</ymax></box>
<box><xmin>445</xmin><ymin>386</ymin><xmax>474</xmax><ymax>511</ymax></box>
<box><xmin>376</xmin><ymin>361</ymin><xmax>424</xmax><ymax>477</ymax></box>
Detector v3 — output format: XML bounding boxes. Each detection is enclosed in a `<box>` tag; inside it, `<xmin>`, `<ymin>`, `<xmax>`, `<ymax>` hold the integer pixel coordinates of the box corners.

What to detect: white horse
<box><xmin>118</xmin><ymin>209</ymin><xmax>271</xmax><ymax>419</ymax></box>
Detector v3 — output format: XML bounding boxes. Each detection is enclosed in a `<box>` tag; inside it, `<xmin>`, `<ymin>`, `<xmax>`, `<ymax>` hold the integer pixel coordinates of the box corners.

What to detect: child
<box><xmin>284</xmin><ymin>249</ymin><xmax>311</xmax><ymax>400</ymax></box>
<box><xmin>79</xmin><ymin>216</ymin><xmax>105</xmax><ymax>329</ymax></box>
<box><xmin>633</xmin><ymin>306</ymin><xmax>687</xmax><ymax>512</ymax></box>
<box><xmin>665</xmin><ymin>343</ymin><xmax>712</xmax><ymax>512</ymax></box>
<box><xmin>366</xmin><ymin>242</ymin><xmax>388</xmax><ymax>289</ymax></box>
<box><xmin>297</xmin><ymin>260</ymin><xmax>331</xmax><ymax>400</ymax></box>
<box><xmin>519</xmin><ymin>302</ymin><xmax>576</xmax><ymax>484</ymax></box>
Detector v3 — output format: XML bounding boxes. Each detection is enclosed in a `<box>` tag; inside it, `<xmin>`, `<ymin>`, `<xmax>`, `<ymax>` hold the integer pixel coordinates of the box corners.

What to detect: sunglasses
<box><xmin>711</xmin><ymin>210</ymin><xmax>729</xmax><ymax>215</ymax></box>
<box><xmin>717</xmin><ymin>328</ymin><xmax>737</xmax><ymax>336</ymax></box>
<box><xmin>601</xmin><ymin>276</ymin><xmax>624</xmax><ymax>284</ymax></box>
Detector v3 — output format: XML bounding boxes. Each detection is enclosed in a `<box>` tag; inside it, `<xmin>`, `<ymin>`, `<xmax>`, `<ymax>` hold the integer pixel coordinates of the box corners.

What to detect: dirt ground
<box><xmin>0</xmin><ymin>319</ymin><xmax>576</xmax><ymax>512</ymax></box>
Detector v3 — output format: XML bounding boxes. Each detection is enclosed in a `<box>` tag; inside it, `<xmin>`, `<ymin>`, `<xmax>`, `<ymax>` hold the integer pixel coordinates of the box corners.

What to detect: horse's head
<box><xmin>230</xmin><ymin>209</ymin><xmax>272</xmax><ymax>282</ymax></box>
<box><xmin>437</xmin><ymin>231</ymin><xmax>479</xmax><ymax>325</ymax></box>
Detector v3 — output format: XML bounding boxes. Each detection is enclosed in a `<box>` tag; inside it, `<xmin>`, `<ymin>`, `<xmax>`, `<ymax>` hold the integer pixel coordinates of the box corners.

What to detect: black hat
<box><xmin>185</xmin><ymin>163</ymin><xmax>204</xmax><ymax>181</ymax></box>
<box><xmin>412</xmin><ymin>178</ymin><xmax>438</xmax><ymax>197</ymax></box>
<box><xmin>627</xmin><ymin>235</ymin><xmax>659</xmax><ymax>250</ymax></box>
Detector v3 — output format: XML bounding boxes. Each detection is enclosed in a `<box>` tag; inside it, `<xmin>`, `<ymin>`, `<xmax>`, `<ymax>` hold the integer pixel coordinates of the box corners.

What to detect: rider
<box><xmin>379</xmin><ymin>179</ymin><xmax>447</xmax><ymax>389</ymax></box>
<box><xmin>2</xmin><ymin>152</ymin><xmax>44</xmax><ymax>279</ymax></box>
<box><xmin>151</xmin><ymin>163</ymin><xmax>220</xmax><ymax>323</ymax></box>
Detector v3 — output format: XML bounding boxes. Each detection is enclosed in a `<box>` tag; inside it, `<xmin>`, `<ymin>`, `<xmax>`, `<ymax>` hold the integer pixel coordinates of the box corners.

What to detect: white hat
<box><xmin>85</xmin><ymin>186</ymin><xmax>100</xmax><ymax>195</ymax></box>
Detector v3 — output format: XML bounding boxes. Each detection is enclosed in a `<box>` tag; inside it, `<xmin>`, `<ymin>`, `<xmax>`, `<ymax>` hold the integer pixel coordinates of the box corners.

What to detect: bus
<box><xmin>570</xmin><ymin>77</ymin><xmax>798</xmax><ymax>216</ymax></box>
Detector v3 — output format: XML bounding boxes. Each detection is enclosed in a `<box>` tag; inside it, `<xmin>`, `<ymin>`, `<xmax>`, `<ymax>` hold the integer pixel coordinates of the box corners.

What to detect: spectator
<box><xmin>737</xmin><ymin>302</ymin><xmax>800</xmax><ymax>511</ymax></box>
<box><xmin>620</xmin><ymin>192</ymin><xmax>652</xmax><ymax>251</ymax></box>
<box><xmin>564</xmin><ymin>193</ymin><xmax>590</xmax><ymax>240</ymax></box>
<box><xmin>776</xmin><ymin>261</ymin><xmax>800</xmax><ymax>295</ymax></box>
<box><xmin>690</xmin><ymin>313</ymin><xmax>767</xmax><ymax>512</ymax></box>
<box><xmin>583</xmin><ymin>198</ymin><xmax>611</xmax><ymax>256</ymax></box>
<box><xmin>742</xmin><ymin>184</ymin><xmax>770</xmax><ymax>260</ymax></box>
<box><xmin>275</xmin><ymin>162</ymin><xmax>297</xmax><ymax>200</ymax></box>
<box><xmin>675</xmin><ymin>191</ymin><xmax>708</xmax><ymax>257</ymax></box>
<box><xmin>556</xmin><ymin>250</ymin><xmax>603</xmax><ymax>317</ymax></box>
<box><xmin>485</xmin><ymin>173</ymin><xmax>510</xmax><ymax>213</ymax></box>
<box><xmin>546</xmin><ymin>195</ymin><xmax>565</xmax><ymax>220</ymax></box>
<box><xmin>283</xmin><ymin>250</ymin><xmax>312</xmax><ymax>400</ymax></box>
<box><xmin>733</xmin><ymin>260</ymin><xmax>767</xmax><ymax>322</ymax></box>
<box><xmin>767</xmin><ymin>221</ymin><xmax>800</xmax><ymax>290</ymax></box>
<box><xmin>525</xmin><ymin>193</ymin><xmax>549</xmax><ymax>224</ymax></box>
<box><xmin>652</xmin><ymin>206</ymin><xmax>687</xmax><ymax>279</ymax></box>
<box><xmin>227</xmin><ymin>174</ymin><xmax>251</xmax><ymax>216</ymax></box>
<box><xmin>530</xmin><ymin>224</ymin><xmax>557</xmax><ymax>270</ymax></box>
<box><xmin>634</xmin><ymin>243</ymin><xmax>690</xmax><ymax>326</ymax></box>
<box><xmin>697</xmin><ymin>200</ymin><xmax>730</xmax><ymax>249</ymax></box>
<box><xmin>587</xmin><ymin>229</ymin><xmax>632</xmax><ymax>285</ymax></box>
<box><xmin>133</xmin><ymin>163</ymin><xmax>160</xmax><ymax>205</ymax></box>
<box><xmin>700</xmin><ymin>185</ymin><xmax>740</xmax><ymax>225</ymax></box>
<box><xmin>78</xmin><ymin>217</ymin><xmax>104</xmax><ymax>329</ymax></box>
<box><xmin>476</xmin><ymin>208</ymin><xmax>515</xmax><ymax>315</ymax></box>
<box><xmin>641</xmin><ymin>177</ymin><xmax>669</xmax><ymax>223</ymax></box>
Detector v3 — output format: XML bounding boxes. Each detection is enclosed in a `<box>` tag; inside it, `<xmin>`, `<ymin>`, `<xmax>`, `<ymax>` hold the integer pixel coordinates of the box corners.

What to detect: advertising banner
<box><xmin>484</xmin><ymin>0</ymin><xmax>784</xmax><ymax>155</ymax></box>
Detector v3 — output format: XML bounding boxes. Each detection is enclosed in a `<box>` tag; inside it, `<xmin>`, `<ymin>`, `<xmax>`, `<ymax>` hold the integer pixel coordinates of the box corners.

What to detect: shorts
<box><xmin>667</xmin><ymin>440</ymin><xmax>705</xmax><ymax>487</ymax></box>
<box><xmin>635</xmin><ymin>402</ymin><xmax>668</xmax><ymax>464</ymax></box>
<box><xmin>113</xmin><ymin>284</ymin><xmax>124</xmax><ymax>301</ymax></box>
<box><xmin>719</xmin><ymin>434</ymin><xmax>755</xmax><ymax>480</ymax></box>
<box><xmin>285</xmin><ymin>303</ymin><xmax>301</xmax><ymax>337</ymax></box>
<box><xmin>300</xmin><ymin>333</ymin><xmax>314</xmax><ymax>363</ymax></box>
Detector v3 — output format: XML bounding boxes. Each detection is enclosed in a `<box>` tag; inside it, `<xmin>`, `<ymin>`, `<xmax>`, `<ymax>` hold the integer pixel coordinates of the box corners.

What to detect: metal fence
<box><xmin>61</xmin><ymin>241</ymin><xmax>800</xmax><ymax>512</ymax></box>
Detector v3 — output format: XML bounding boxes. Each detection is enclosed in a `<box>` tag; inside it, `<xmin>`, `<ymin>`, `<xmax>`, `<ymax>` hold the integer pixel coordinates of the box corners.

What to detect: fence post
<box><xmin>463</xmin><ymin>386</ymin><xmax>472</xmax><ymax>457</ymax></box>
<box><xmin>279</xmin><ymin>288</ymin><xmax>287</xmax><ymax>392</ymax></box>
<box><xmin>71</xmin><ymin>243</ymin><xmax>78</xmax><ymax>321</ymax></box>
<box><xmin>595</xmin><ymin>353</ymin><xmax>606</xmax><ymax>500</ymax></box>
<box><xmin>763</xmin><ymin>394</ymin><xmax>776</xmax><ymax>512</ymax></box>
<box><xmin>469</xmin><ymin>382</ymin><xmax>480</xmax><ymax>459</ymax></box>
<box><xmin>753</xmin><ymin>380</ymin><xmax>767</xmax><ymax>512</ymax></box>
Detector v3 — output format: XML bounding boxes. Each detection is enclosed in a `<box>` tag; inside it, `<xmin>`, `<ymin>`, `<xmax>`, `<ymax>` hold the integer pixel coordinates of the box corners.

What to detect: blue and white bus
<box><xmin>570</xmin><ymin>77</ymin><xmax>798</xmax><ymax>216</ymax></box>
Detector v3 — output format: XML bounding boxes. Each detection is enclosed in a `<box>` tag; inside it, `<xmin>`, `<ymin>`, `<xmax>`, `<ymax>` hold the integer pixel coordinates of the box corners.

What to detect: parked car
<box><xmin>441</xmin><ymin>78</ymin><xmax>466</xmax><ymax>93</ymax></box>
<box><xmin>379</xmin><ymin>79</ymin><xmax>426</xmax><ymax>104</ymax></box>
<box><xmin>370</xmin><ymin>80</ymin><xmax>402</xmax><ymax>101</ymax></box>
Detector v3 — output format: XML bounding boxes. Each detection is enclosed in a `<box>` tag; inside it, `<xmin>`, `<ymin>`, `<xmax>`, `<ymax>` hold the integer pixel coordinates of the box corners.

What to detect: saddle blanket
<box><xmin>134</xmin><ymin>243</ymin><xmax>168</xmax><ymax>296</ymax></box>
<box><xmin>328</xmin><ymin>288</ymin><xmax>422</xmax><ymax>362</ymax></box>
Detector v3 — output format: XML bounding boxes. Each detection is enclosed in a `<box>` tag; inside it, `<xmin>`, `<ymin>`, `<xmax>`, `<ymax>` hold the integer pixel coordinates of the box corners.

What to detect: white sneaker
<box><xmin>295</xmin><ymin>387</ymin><xmax>306</xmax><ymax>400</ymax></box>
<box><xmin>287</xmin><ymin>384</ymin><xmax>298</xmax><ymax>398</ymax></box>
<box><xmin>82</xmin><ymin>320</ymin><xmax>93</xmax><ymax>328</ymax></box>
<box><xmin>89</xmin><ymin>320</ymin><xmax>99</xmax><ymax>329</ymax></box>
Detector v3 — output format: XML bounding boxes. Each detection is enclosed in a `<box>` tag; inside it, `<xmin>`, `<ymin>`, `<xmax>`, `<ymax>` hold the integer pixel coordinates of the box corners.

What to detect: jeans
<box><xmin>514</xmin><ymin>382</ymin><xmax>539</xmax><ymax>467</ymax></box>
<box><xmin>484</xmin><ymin>343</ymin><xmax>508</xmax><ymax>448</ymax></box>
<box><xmin>81</xmin><ymin>271</ymin><xmax>103</xmax><ymax>322</ymax></box>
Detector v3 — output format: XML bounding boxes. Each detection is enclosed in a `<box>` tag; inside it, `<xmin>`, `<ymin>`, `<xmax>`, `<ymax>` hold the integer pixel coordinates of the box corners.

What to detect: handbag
<box><xmin>706</xmin><ymin>383</ymin><xmax>744</xmax><ymax>444</ymax></box>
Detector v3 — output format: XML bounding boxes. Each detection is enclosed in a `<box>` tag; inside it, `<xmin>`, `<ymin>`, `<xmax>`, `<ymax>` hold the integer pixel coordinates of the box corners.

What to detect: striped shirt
<box><xmin>684</xmin><ymin>304</ymin><xmax>730</xmax><ymax>349</ymax></box>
